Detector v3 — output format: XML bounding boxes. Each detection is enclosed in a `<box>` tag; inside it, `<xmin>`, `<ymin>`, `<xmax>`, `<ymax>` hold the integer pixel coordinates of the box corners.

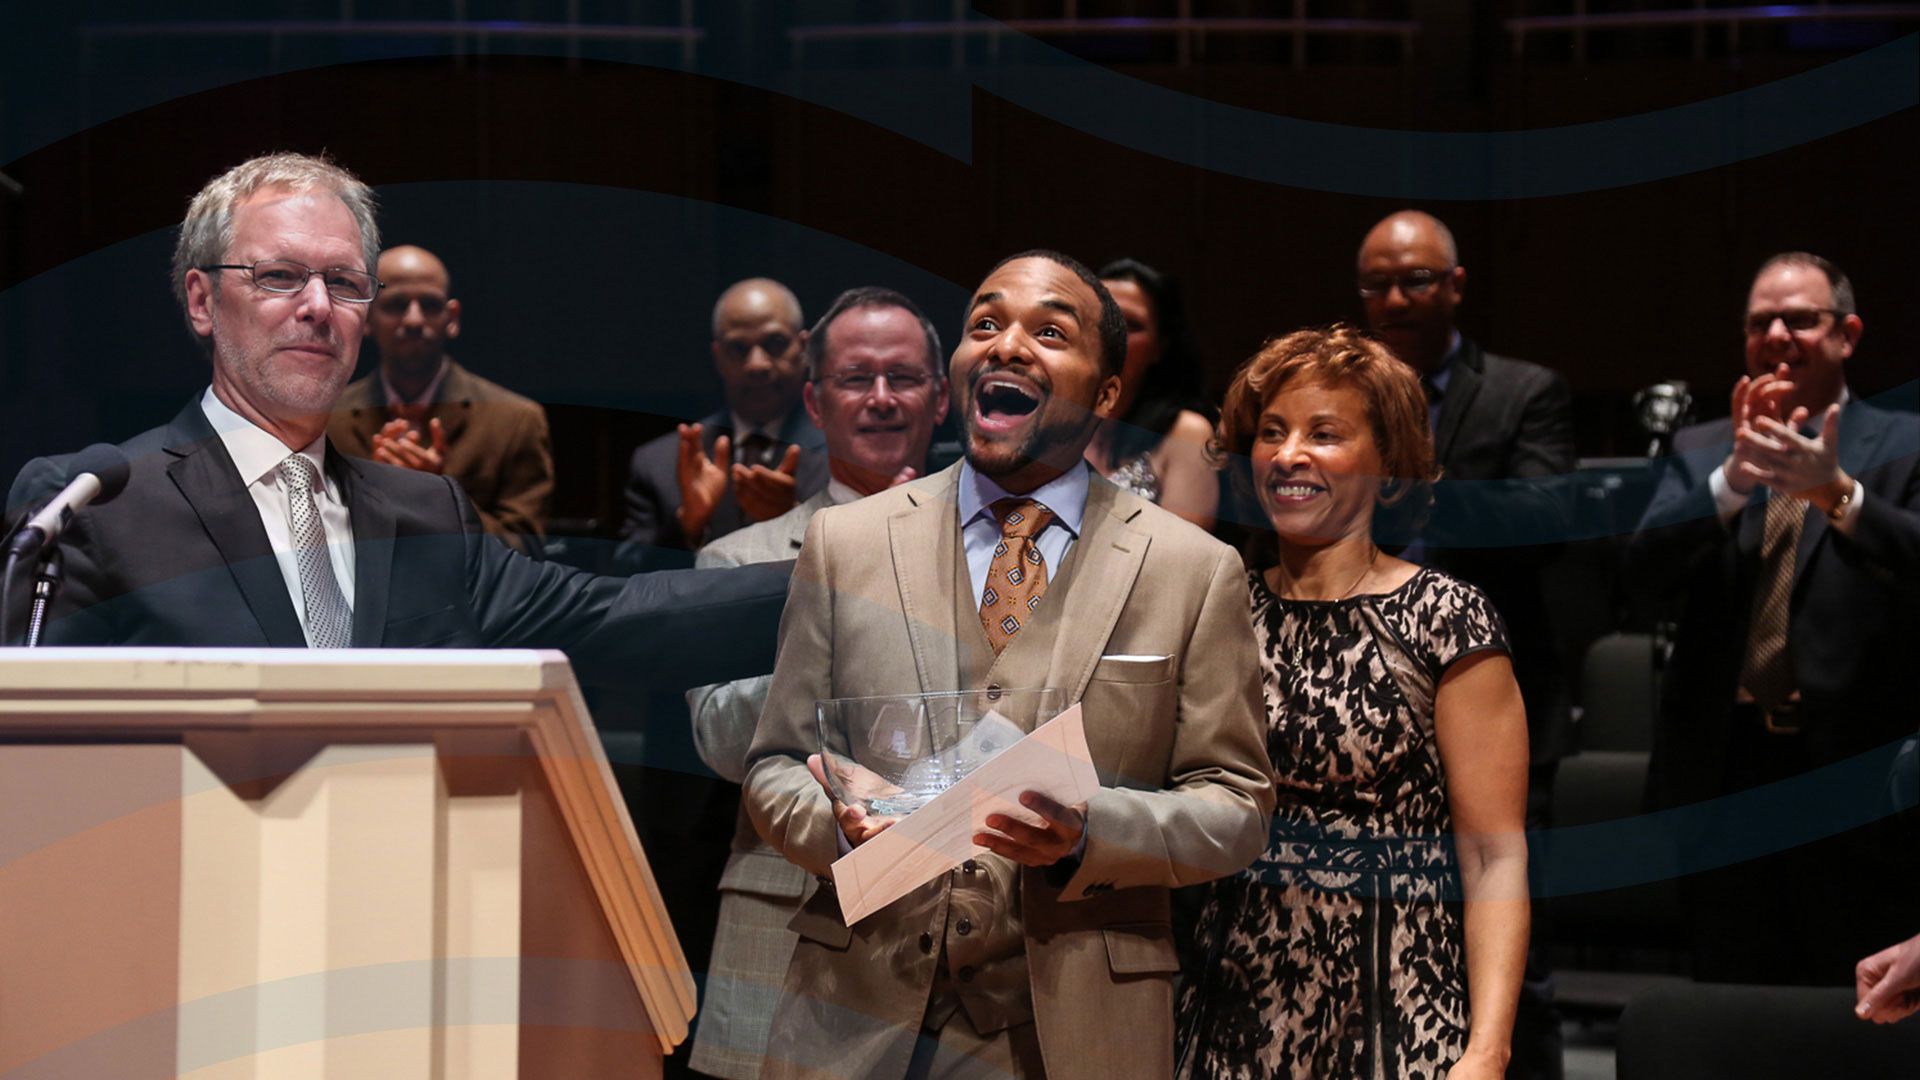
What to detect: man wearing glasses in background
<box><xmin>6</xmin><ymin>152</ymin><xmax>788</xmax><ymax>689</ymax></box>
<box><xmin>682</xmin><ymin>286</ymin><xmax>949</xmax><ymax>1080</ymax></box>
<box><xmin>1630</xmin><ymin>252</ymin><xmax>1920</xmax><ymax>988</ymax></box>
<box><xmin>1356</xmin><ymin>209</ymin><xmax>1576</xmax><ymax>1080</ymax></box>
<box><xmin>327</xmin><ymin>244</ymin><xmax>555</xmax><ymax>555</ymax></box>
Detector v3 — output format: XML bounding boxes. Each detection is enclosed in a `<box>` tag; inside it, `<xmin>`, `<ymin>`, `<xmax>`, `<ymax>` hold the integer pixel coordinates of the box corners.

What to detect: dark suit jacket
<box><xmin>1416</xmin><ymin>339</ymin><xmax>1578</xmax><ymax>761</ymax></box>
<box><xmin>6</xmin><ymin>401</ymin><xmax>790</xmax><ymax>692</ymax></box>
<box><xmin>1626</xmin><ymin>399</ymin><xmax>1920</xmax><ymax>810</ymax></box>
<box><xmin>615</xmin><ymin>406</ymin><xmax>828</xmax><ymax>570</ymax></box>
<box><xmin>328</xmin><ymin>359</ymin><xmax>554</xmax><ymax>555</ymax></box>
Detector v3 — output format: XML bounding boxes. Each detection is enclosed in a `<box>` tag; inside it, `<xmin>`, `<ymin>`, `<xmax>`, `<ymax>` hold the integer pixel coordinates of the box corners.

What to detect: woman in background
<box><xmin>1176</xmin><ymin>326</ymin><xmax>1530</xmax><ymax>1080</ymax></box>
<box><xmin>1090</xmin><ymin>258</ymin><xmax>1219</xmax><ymax>530</ymax></box>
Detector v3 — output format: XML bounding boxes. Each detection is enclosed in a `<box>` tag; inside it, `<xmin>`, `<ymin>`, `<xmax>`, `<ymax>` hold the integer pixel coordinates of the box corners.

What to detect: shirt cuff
<box><xmin>1708</xmin><ymin>465</ymin><xmax>1751</xmax><ymax>523</ymax></box>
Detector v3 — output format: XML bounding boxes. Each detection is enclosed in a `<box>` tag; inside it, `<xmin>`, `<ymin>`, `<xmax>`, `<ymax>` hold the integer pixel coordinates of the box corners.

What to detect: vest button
<box><xmin>956</xmin><ymin>917</ymin><xmax>973</xmax><ymax>936</ymax></box>
<box><xmin>958</xmin><ymin>965</ymin><xmax>976</xmax><ymax>983</ymax></box>
<box><xmin>919</xmin><ymin>933</ymin><xmax>934</xmax><ymax>954</ymax></box>
<box><xmin>986</xmin><ymin>685</ymin><xmax>1002</xmax><ymax>701</ymax></box>
<box><xmin>962</xmin><ymin>859</ymin><xmax>979</xmax><ymax>874</ymax></box>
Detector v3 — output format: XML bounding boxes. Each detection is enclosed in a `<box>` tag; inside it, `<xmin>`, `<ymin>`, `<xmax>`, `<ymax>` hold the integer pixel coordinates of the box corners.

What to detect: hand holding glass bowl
<box><xmin>810</xmin><ymin>688</ymin><xmax>1066</xmax><ymax>846</ymax></box>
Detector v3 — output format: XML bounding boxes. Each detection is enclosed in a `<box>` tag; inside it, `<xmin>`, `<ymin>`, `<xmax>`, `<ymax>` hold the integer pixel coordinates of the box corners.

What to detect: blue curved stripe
<box><xmin>970</xmin><ymin>25</ymin><xmax>1918</xmax><ymax>198</ymax></box>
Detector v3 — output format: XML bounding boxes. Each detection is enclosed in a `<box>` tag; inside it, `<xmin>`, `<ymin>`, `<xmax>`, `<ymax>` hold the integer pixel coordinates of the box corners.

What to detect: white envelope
<box><xmin>830</xmin><ymin>702</ymin><xmax>1100</xmax><ymax>926</ymax></box>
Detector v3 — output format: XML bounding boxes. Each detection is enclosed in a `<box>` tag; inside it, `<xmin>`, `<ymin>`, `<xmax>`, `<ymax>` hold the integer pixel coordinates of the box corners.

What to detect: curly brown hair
<box><xmin>1210</xmin><ymin>325</ymin><xmax>1439</xmax><ymax>559</ymax></box>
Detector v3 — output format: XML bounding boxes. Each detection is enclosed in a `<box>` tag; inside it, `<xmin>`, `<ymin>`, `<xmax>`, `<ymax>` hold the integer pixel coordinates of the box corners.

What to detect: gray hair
<box><xmin>170</xmin><ymin>152</ymin><xmax>380</xmax><ymax>344</ymax></box>
<box><xmin>805</xmin><ymin>286</ymin><xmax>944</xmax><ymax>381</ymax></box>
<box><xmin>1756</xmin><ymin>251</ymin><xmax>1856</xmax><ymax>317</ymax></box>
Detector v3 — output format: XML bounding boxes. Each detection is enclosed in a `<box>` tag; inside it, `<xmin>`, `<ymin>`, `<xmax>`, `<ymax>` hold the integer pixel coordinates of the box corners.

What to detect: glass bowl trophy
<box><xmin>815</xmin><ymin>687</ymin><xmax>1066</xmax><ymax>819</ymax></box>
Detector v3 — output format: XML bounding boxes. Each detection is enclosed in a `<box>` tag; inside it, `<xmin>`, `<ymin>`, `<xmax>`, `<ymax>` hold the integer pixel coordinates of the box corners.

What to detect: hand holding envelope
<box><xmin>823</xmin><ymin>702</ymin><xmax>1101</xmax><ymax>926</ymax></box>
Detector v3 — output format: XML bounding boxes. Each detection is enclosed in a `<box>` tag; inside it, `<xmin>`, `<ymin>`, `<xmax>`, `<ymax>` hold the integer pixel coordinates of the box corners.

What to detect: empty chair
<box><xmin>1618</xmin><ymin>983</ymin><xmax>1920</xmax><ymax>1079</ymax></box>
<box><xmin>1577</xmin><ymin>632</ymin><xmax>1660</xmax><ymax>753</ymax></box>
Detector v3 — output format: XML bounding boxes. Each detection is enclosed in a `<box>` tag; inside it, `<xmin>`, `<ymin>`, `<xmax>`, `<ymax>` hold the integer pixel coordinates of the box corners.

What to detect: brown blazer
<box><xmin>329</xmin><ymin>360</ymin><xmax>553</xmax><ymax>554</ymax></box>
<box><xmin>743</xmin><ymin>464</ymin><xmax>1274</xmax><ymax>1080</ymax></box>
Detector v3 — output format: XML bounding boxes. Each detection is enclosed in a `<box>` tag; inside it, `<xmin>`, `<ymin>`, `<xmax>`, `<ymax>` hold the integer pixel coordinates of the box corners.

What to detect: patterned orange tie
<box><xmin>1739</xmin><ymin>493</ymin><xmax>1805</xmax><ymax>713</ymax></box>
<box><xmin>980</xmin><ymin>498</ymin><xmax>1054</xmax><ymax>654</ymax></box>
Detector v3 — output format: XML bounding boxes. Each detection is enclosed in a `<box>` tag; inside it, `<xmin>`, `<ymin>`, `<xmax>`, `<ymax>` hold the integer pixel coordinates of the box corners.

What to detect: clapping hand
<box><xmin>1738</xmin><ymin>402</ymin><xmax>1845</xmax><ymax>499</ymax></box>
<box><xmin>674</xmin><ymin>423</ymin><xmax>730</xmax><ymax>541</ymax></box>
<box><xmin>733</xmin><ymin>443</ymin><xmax>802</xmax><ymax>522</ymax></box>
<box><xmin>1722</xmin><ymin>367</ymin><xmax>1793</xmax><ymax>496</ymax></box>
<box><xmin>372</xmin><ymin>417</ymin><xmax>447</xmax><ymax>475</ymax></box>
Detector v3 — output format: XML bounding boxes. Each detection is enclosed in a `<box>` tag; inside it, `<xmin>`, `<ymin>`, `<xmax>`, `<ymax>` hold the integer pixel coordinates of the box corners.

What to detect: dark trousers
<box><xmin>1682</xmin><ymin>716</ymin><xmax>1920</xmax><ymax>986</ymax></box>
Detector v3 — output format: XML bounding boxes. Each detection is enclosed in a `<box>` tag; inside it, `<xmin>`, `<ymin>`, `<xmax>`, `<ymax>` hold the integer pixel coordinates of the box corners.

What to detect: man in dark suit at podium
<box><xmin>5</xmin><ymin>151</ymin><xmax>787</xmax><ymax>691</ymax></box>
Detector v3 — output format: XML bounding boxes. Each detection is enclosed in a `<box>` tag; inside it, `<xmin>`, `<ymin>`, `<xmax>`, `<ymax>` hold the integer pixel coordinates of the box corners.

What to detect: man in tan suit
<box><xmin>743</xmin><ymin>251</ymin><xmax>1274</xmax><ymax>1079</ymax></box>
<box><xmin>328</xmin><ymin>244</ymin><xmax>553</xmax><ymax>554</ymax></box>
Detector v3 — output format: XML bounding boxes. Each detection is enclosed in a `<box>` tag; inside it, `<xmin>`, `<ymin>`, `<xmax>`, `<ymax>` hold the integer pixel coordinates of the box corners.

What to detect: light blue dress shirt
<box><xmin>957</xmin><ymin>458</ymin><xmax>1090</xmax><ymax>605</ymax></box>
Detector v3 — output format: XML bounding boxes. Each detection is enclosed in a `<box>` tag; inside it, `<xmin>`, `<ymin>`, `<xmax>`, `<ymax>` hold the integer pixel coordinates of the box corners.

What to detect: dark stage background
<box><xmin>3</xmin><ymin>5</ymin><xmax>1916</xmax><ymax>534</ymax></box>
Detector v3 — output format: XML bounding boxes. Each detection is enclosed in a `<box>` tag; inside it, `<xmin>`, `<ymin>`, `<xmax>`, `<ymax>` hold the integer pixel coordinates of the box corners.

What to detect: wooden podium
<box><xmin>0</xmin><ymin>648</ymin><xmax>693</xmax><ymax>1079</ymax></box>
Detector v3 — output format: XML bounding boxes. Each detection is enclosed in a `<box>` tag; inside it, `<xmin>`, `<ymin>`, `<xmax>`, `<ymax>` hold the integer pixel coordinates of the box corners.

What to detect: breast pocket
<box><xmin>1082</xmin><ymin>653</ymin><xmax>1177</xmax><ymax>789</ymax></box>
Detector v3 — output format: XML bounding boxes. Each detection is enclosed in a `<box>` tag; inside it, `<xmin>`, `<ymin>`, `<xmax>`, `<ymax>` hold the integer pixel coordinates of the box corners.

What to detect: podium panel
<box><xmin>0</xmin><ymin>649</ymin><xmax>689</xmax><ymax>1079</ymax></box>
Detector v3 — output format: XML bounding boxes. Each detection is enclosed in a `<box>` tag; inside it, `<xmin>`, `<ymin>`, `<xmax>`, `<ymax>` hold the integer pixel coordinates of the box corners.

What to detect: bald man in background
<box><xmin>329</xmin><ymin>244</ymin><xmax>554</xmax><ymax>554</ymax></box>
<box><xmin>1357</xmin><ymin>210</ymin><xmax>1576</xmax><ymax>1080</ymax></box>
<box><xmin>617</xmin><ymin>277</ymin><xmax>829</xmax><ymax>570</ymax></box>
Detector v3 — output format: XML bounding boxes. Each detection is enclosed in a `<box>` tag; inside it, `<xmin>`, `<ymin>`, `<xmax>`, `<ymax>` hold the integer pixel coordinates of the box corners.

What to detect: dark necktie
<box><xmin>1739</xmin><ymin>493</ymin><xmax>1804</xmax><ymax>712</ymax></box>
<box><xmin>979</xmin><ymin>498</ymin><xmax>1054</xmax><ymax>654</ymax></box>
<box><xmin>737</xmin><ymin>432</ymin><xmax>780</xmax><ymax>470</ymax></box>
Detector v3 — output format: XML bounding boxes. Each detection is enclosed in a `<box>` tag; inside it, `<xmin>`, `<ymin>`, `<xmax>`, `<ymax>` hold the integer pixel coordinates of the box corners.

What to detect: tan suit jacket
<box><xmin>329</xmin><ymin>359</ymin><xmax>553</xmax><ymax>553</ymax></box>
<box><xmin>743</xmin><ymin>463</ymin><xmax>1273</xmax><ymax>1080</ymax></box>
<box><xmin>684</xmin><ymin>489</ymin><xmax>830</xmax><ymax>1080</ymax></box>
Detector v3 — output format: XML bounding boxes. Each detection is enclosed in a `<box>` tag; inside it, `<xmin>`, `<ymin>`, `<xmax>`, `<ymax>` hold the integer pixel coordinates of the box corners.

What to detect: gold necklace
<box><xmin>1277</xmin><ymin>544</ymin><xmax>1380</xmax><ymax>602</ymax></box>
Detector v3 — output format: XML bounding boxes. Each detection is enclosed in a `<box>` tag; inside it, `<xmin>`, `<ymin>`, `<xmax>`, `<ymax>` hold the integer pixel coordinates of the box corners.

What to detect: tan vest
<box><xmin>924</xmin><ymin>521</ymin><xmax>1088</xmax><ymax>1035</ymax></box>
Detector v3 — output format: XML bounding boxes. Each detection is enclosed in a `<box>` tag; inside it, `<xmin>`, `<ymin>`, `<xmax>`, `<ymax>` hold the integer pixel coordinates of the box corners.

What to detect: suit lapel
<box><xmin>1433</xmin><ymin>343</ymin><xmax>1484</xmax><ymax>464</ymax></box>
<box><xmin>429</xmin><ymin>360</ymin><xmax>475</xmax><ymax>446</ymax></box>
<box><xmin>330</xmin><ymin>376</ymin><xmax>385</xmax><ymax>458</ymax></box>
<box><xmin>1042</xmin><ymin>477</ymin><xmax>1148</xmax><ymax>701</ymax></box>
<box><xmin>890</xmin><ymin>470</ymin><xmax>963</xmax><ymax>695</ymax></box>
<box><xmin>784</xmin><ymin>489</ymin><xmax>835</xmax><ymax>554</ymax></box>
<box><xmin>333</xmin><ymin>452</ymin><xmax>395</xmax><ymax>647</ymax></box>
<box><xmin>163</xmin><ymin>406</ymin><xmax>307</xmax><ymax>647</ymax></box>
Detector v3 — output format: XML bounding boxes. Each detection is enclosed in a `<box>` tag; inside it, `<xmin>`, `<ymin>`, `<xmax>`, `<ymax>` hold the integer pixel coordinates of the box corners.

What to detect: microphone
<box><xmin>5</xmin><ymin>444</ymin><xmax>132</xmax><ymax>558</ymax></box>
<box><xmin>1633</xmin><ymin>381</ymin><xmax>1695</xmax><ymax>458</ymax></box>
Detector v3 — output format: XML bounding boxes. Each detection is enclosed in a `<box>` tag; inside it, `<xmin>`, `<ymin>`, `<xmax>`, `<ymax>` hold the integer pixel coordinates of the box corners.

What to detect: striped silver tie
<box><xmin>281</xmin><ymin>454</ymin><xmax>353</xmax><ymax>649</ymax></box>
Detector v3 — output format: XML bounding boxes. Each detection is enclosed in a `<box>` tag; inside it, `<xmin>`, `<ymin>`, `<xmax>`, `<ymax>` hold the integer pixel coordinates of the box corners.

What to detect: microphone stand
<box><xmin>23</xmin><ymin>546</ymin><xmax>62</xmax><ymax>648</ymax></box>
<box><xmin>0</xmin><ymin>521</ymin><xmax>25</xmax><ymax>646</ymax></box>
<box><xmin>1</xmin><ymin>518</ymin><xmax>61</xmax><ymax>648</ymax></box>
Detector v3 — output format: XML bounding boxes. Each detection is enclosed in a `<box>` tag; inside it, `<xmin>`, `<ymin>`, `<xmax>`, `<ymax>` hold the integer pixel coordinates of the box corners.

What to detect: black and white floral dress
<box><xmin>1176</xmin><ymin>568</ymin><xmax>1510</xmax><ymax>1080</ymax></box>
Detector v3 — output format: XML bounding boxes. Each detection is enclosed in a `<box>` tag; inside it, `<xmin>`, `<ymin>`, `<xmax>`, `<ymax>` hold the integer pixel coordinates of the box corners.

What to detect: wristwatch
<box><xmin>1825</xmin><ymin>483</ymin><xmax>1854</xmax><ymax>522</ymax></box>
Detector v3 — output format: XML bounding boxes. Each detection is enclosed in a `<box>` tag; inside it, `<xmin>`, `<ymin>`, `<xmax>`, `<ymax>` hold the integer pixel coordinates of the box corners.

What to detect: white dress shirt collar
<box><xmin>200</xmin><ymin>386</ymin><xmax>328</xmax><ymax>484</ymax></box>
<box><xmin>957</xmin><ymin>458</ymin><xmax>1090</xmax><ymax>537</ymax></box>
<box><xmin>380</xmin><ymin>357</ymin><xmax>451</xmax><ymax>409</ymax></box>
<box><xmin>729</xmin><ymin>410</ymin><xmax>784</xmax><ymax>443</ymax></box>
<box><xmin>825</xmin><ymin>478</ymin><xmax>865</xmax><ymax>507</ymax></box>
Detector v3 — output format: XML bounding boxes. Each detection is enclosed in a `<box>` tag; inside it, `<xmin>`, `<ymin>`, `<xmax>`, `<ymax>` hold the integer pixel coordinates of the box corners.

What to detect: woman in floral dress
<box><xmin>1177</xmin><ymin>326</ymin><xmax>1530</xmax><ymax>1080</ymax></box>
